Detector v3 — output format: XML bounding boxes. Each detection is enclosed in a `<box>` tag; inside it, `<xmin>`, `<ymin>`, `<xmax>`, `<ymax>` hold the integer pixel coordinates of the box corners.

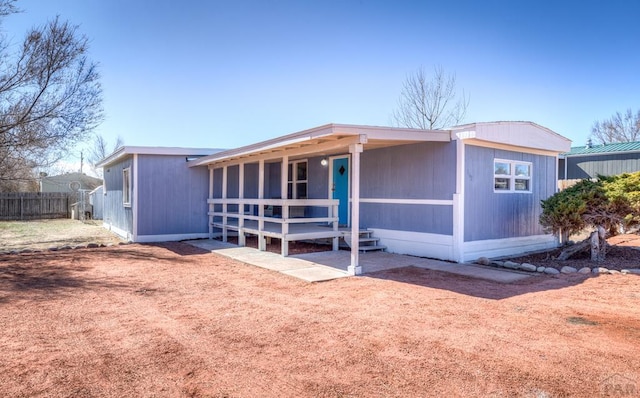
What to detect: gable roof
<box><xmin>562</xmin><ymin>141</ymin><xmax>640</xmax><ymax>156</ymax></box>
<box><xmin>97</xmin><ymin>146</ymin><xmax>224</xmax><ymax>168</ymax></box>
<box><xmin>450</xmin><ymin>121</ymin><xmax>572</xmax><ymax>154</ymax></box>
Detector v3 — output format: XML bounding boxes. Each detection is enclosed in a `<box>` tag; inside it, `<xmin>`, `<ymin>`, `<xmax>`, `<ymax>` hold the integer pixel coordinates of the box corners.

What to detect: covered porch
<box><xmin>189</xmin><ymin>124</ymin><xmax>450</xmax><ymax>275</ymax></box>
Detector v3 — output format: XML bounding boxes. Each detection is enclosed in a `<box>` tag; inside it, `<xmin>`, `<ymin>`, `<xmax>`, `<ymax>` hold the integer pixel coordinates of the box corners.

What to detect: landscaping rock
<box><xmin>578</xmin><ymin>267</ymin><xmax>591</xmax><ymax>274</ymax></box>
<box><xmin>519</xmin><ymin>263</ymin><xmax>537</xmax><ymax>272</ymax></box>
<box><xmin>560</xmin><ymin>266</ymin><xmax>577</xmax><ymax>274</ymax></box>
<box><xmin>592</xmin><ymin>267</ymin><xmax>608</xmax><ymax>274</ymax></box>
<box><xmin>621</xmin><ymin>268</ymin><xmax>640</xmax><ymax>275</ymax></box>
<box><xmin>48</xmin><ymin>247</ymin><xmax>58</xmax><ymax>251</ymax></box>
<box><xmin>59</xmin><ymin>245</ymin><xmax>72</xmax><ymax>250</ymax></box>
<box><xmin>544</xmin><ymin>267</ymin><xmax>560</xmax><ymax>275</ymax></box>
<box><xmin>20</xmin><ymin>248</ymin><xmax>33</xmax><ymax>253</ymax></box>
<box><xmin>87</xmin><ymin>243</ymin><xmax>100</xmax><ymax>248</ymax></box>
<box><xmin>503</xmin><ymin>261</ymin><xmax>520</xmax><ymax>269</ymax></box>
<box><xmin>491</xmin><ymin>261</ymin><xmax>504</xmax><ymax>267</ymax></box>
<box><xmin>536</xmin><ymin>266</ymin><xmax>546</xmax><ymax>273</ymax></box>
<box><xmin>608</xmin><ymin>270</ymin><xmax>621</xmax><ymax>275</ymax></box>
<box><xmin>477</xmin><ymin>257</ymin><xmax>491</xmax><ymax>265</ymax></box>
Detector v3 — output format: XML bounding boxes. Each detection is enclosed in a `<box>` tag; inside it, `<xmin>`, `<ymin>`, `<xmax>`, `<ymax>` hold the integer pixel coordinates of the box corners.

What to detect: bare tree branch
<box><xmin>0</xmin><ymin>3</ymin><xmax>102</xmax><ymax>191</ymax></box>
<box><xmin>590</xmin><ymin>108</ymin><xmax>640</xmax><ymax>144</ymax></box>
<box><xmin>392</xmin><ymin>65</ymin><xmax>469</xmax><ymax>130</ymax></box>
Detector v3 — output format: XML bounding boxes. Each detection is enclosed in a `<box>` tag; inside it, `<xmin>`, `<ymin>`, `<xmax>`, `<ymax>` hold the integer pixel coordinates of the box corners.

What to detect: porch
<box><xmin>190</xmin><ymin>123</ymin><xmax>452</xmax><ymax>275</ymax></box>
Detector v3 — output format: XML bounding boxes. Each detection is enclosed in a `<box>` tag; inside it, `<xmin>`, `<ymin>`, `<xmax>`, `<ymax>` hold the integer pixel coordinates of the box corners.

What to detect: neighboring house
<box><xmin>559</xmin><ymin>140</ymin><xmax>640</xmax><ymax>179</ymax></box>
<box><xmin>98</xmin><ymin>122</ymin><xmax>571</xmax><ymax>274</ymax></box>
<box><xmin>39</xmin><ymin>172</ymin><xmax>102</xmax><ymax>193</ymax></box>
<box><xmin>96</xmin><ymin>147</ymin><xmax>222</xmax><ymax>242</ymax></box>
<box><xmin>89</xmin><ymin>186</ymin><xmax>104</xmax><ymax>220</ymax></box>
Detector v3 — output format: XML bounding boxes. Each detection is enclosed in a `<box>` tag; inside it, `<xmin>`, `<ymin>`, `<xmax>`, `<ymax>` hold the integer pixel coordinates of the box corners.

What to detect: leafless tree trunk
<box><xmin>0</xmin><ymin>1</ymin><xmax>103</xmax><ymax>187</ymax></box>
<box><xmin>392</xmin><ymin>65</ymin><xmax>469</xmax><ymax>130</ymax></box>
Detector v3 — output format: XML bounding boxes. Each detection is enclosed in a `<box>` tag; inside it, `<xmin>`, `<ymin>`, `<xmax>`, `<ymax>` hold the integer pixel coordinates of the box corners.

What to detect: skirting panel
<box><xmin>103</xmin><ymin>222</ymin><xmax>131</xmax><ymax>241</ymax></box>
<box><xmin>462</xmin><ymin>234</ymin><xmax>558</xmax><ymax>262</ymax></box>
<box><xmin>135</xmin><ymin>233</ymin><xmax>210</xmax><ymax>243</ymax></box>
<box><xmin>369</xmin><ymin>228</ymin><xmax>455</xmax><ymax>262</ymax></box>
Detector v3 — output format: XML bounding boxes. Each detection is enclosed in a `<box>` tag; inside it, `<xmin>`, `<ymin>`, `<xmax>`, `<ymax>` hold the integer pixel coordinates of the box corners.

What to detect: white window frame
<box><xmin>123</xmin><ymin>167</ymin><xmax>132</xmax><ymax>207</ymax></box>
<box><xmin>493</xmin><ymin>159</ymin><xmax>532</xmax><ymax>193</ymax></box>
<box><xmin>287</xmin><ymin>160</ymin><xmax>308</xmax><ymax>199</ymax></box>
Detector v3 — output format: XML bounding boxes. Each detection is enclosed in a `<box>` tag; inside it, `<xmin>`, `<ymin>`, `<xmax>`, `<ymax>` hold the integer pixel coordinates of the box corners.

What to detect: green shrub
<box><xmin>540</xmin><ymin>172</ymin><xmax>640</xmax><ymax>242</ymax></box>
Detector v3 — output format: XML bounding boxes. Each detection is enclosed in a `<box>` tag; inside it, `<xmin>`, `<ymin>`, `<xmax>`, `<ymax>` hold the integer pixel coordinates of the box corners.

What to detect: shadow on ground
<box><xmin>364</xmin><ymin>265</ymin><xmax>595</xmax><ymax>300</ymax></box>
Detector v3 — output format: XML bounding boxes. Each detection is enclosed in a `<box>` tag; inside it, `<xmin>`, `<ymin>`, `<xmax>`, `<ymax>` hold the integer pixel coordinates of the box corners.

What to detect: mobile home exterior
<box><xmin>97</xmin><ymin>147</ymin><xmax>221</xmax><ymax>242</ymax></box>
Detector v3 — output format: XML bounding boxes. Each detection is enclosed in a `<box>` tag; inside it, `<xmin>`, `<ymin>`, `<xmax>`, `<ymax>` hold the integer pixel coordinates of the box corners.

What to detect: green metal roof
<box><xmin>562</xmin><ymin>141</ymin><xmax>640</xmax><ymax>156</ymax></box>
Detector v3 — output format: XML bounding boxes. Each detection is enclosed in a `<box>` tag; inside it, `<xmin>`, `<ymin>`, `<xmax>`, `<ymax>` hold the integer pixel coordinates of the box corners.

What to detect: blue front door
<box><xmin>332</xmin><ymin>157</ymin><xmax>349</xmax><ymax>226</ymax></box>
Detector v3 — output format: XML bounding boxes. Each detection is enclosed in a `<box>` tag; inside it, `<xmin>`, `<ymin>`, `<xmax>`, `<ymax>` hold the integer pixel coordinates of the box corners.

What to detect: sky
<box><xmin>3</xmin><ymin>0</ymin><xmax>640</xmax><ymax>171</ymax></box>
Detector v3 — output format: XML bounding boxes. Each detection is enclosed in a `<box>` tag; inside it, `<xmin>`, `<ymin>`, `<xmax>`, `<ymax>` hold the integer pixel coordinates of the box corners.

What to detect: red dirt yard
<box><xmin>1</xmin><ymin>242</ymin><xmax>639</xmax><ymax>397</ymax></box>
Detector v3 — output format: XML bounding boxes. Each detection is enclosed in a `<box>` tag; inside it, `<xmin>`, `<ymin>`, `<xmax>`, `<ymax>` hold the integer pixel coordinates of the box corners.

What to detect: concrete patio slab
<box><xmin>185</xmin><ymin>239</ymin><xmax>533</xmax><ymax>283</ymax></box>
<box><xmin>184</xmin><ymin>239</ymin><xmax>349</xmax><ymax>282</ymax></box>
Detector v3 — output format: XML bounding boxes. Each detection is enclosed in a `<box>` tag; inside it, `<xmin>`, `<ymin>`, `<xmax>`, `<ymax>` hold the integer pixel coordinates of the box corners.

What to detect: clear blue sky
<box><xmin>4</xmin><ymin>0</ymin><xmax>640</xmax><ymax>161</ymax></box>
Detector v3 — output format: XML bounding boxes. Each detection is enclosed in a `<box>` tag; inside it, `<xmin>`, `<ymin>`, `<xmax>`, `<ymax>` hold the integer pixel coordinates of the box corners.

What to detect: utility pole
<box><xmin>80</xmin><ymin>151</ymin><xmax>84</xmax><ymax>174</ymax></box>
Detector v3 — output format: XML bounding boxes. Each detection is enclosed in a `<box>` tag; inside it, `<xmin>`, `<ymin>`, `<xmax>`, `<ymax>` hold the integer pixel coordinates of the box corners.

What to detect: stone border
<box><xmin>0</xmin><ymin>241</ymin><xmax>131</xmax><ymax>255</ymax></box>
<box><xmin>476</xmin><ymin>257</ymin><xmax>640</xmax><ymax>276</ymax></box>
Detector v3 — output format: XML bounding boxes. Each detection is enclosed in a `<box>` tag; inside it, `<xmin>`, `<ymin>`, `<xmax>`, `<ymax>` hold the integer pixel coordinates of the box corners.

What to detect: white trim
<box><xmin>348</xmin><ymin>143</ymin><xmax>363</xmax><ymax>275</ymax></box>
<box><xmin>452</xmin><ymin>138</ymin><xmax>465</xmax><ymax>262</ymax></box>
<box><xmin>358</xmin><ymin>198</ymin><xmax>453</xmax><ymax>205</ymax></box>
<box><xmin>369</xmin><ymin>228</ymin><xmax>455</xmax><ymax>262</ymax></box>
<box><xmin>462</xmin><ymin>234</ymin><xmax>558</xmax><ymax>262</ymax></box>
<box><xmin>493</xmin><ymin>158</ymin><xmax>533</xmax><ymax>193</ymax></box>
<box><xmin>122</xmin><ymin>167</ymin><xmax>132</xmax><ymax>207</ymax></box>
<box><xmin>97</xmin><ymin>146</ymin><xmax>221</xmax><ymax>168</ymax></box>
<box><xmin>135</xmin><ymin>233</ymin><xmax>211</xmax><ymax>243</ymax></box>
<box><xmin>102</xmin><ymin>222</ymin><xmax>130</xmax><ymax>241</ymax></box>
<box><xmin>190</xmin><ymin>124</ymin><xmax>448</xmax><ymax>168</ymax></box>
<box><xmin>132</xmin><ymin>154</ymin><xmax>139</xmax><ymax>241</ymax></box>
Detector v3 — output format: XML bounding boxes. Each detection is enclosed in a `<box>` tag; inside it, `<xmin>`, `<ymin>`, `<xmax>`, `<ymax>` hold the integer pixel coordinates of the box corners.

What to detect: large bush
<box><xmin>540</xmin><ymin>171</ymin><xmax>640</xmax><ymax>242</ymax></box>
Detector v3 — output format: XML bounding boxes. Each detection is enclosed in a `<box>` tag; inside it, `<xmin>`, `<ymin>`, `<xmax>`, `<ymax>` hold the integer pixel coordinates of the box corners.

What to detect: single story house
<box><xmin>98</xmin><ymin>122</ymin><xmax>571</xmax><ymax>275</ymax></box>
<box><xmin>559</xmin><ymin>140</ymin><xmax>640</xmax><ymax>179</ymax></box>
<box><xmin>96</xmin><ymin>146</ymin><xmax>221</xmax><ymax>242</ymax></box>
<box><xmin>39</xmin><ymin>172</ymin><xmax>102</xmax><ymax>193</ymax></box>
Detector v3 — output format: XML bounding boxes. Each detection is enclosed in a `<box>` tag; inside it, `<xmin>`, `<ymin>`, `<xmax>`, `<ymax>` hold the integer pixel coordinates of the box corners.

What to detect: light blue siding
<box><xmin>103</xmin><ymin>156</ymin><xmax>133</xmax><ymax>237</ymax></box>
<box><xmin>464</xmin><ymin>145</ymin><xmax>556</xmax><ymax>241</ymax></box>
<box><xmin>136</xmin><ymin>155</ymin><xmax>210</xmax><ymax>236</ymax></box>
<box><xmin>359</xmin><ymin>142</ymin><xmax>456</xmax><ymax>233</ymax></box>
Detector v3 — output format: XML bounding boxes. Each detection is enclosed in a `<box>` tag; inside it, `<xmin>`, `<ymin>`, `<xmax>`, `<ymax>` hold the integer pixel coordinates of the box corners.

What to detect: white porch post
<box><xmin>452</xmin><ymin>137</ymin><xmax>465</xmax><ymax>263</ymax></box>
<box><xmin>238</xmin><ymin>162</ymin><xmax>245</xmax><ymax>247</ymax></box>
<box><xmin>258</xmin><ymin>159</ymin><xmax>266</xmax><ymax>251</ymax></box>
<box><xmin>281</xmin><ymin>155</ymin><xmax>289</xmax><ymax>256</ymax></box>
<box><xmin>348</xmin><ymin>143</ymin><xmax>363</xmax><ymax>275</ymax></box>
<box><xmin>208</xmin><ymin>166</ymin><xmax>214</xmax><ymax>239</ymax></box>
<box><xmin>222</xmin><ymin>165</ymin><xmax>228</xmax><ymax>242</ymax></box>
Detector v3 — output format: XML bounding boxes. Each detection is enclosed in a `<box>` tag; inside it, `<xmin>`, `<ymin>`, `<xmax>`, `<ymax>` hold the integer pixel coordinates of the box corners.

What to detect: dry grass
<box><xmin>0</xmin><ymin>219</ymin><xmax>123</xmax><ymax>251</ymax></box>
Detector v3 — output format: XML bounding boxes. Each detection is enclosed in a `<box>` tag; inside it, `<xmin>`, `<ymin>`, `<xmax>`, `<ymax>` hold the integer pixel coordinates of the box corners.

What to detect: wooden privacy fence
<box><xmin>0</xmin><ymin>192</ymin><xmax>72</xmax><ymax>220</ymax></box>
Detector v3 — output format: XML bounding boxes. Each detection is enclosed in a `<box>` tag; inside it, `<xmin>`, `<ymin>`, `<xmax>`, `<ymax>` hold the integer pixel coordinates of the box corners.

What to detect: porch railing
<box><xmin>207</xmin><ymin>198</ymin><xmax>340</xmax><ymax>255</ymax></box>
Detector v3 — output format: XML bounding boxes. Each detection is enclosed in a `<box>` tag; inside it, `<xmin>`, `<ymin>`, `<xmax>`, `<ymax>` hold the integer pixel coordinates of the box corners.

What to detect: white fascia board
<box><xmin>96</xmin><ymin>146</ymin><xmax>222</xmax><ymax>168</ymax></box>
<box><xmin>189</xmin><ymin>123</ymin><xmax>450</xmax><ymax>167</ymax></box>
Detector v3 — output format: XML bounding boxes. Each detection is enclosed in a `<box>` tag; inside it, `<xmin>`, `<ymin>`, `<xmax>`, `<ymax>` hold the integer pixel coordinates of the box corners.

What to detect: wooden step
<box><xmin>359</xmin><ymin>245</ymin><xmax>387</xmax><ymax>252</ymax></box>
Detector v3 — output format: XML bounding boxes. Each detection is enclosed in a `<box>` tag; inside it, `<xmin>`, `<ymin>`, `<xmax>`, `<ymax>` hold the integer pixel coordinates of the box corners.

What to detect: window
<box><xmin>494</xmin><ymin>159</ymin><xmax>531</xmax><ymax>193</ymax></box>
<box><xmin>122</xmin><ymin>167</ymin><xmax>132</xmax><ymax>206</ymax></box>
<box><xmin>287</xmin><ymin>160</ymin><xmax>307</xmax><ymax>199</ymax></box>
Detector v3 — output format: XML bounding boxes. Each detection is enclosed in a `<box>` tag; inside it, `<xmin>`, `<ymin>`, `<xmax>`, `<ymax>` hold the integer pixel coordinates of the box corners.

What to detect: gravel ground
<box><xmin>1</xmin><ymin>242</ymin><xmax>639</xmax><ymax>397</ymax></box>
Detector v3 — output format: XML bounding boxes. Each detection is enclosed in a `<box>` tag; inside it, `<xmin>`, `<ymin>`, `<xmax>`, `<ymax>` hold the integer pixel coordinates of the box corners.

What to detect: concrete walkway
<box><xmin>185</xmin><ymin>239</ymin><xmax>533</xmax><ymax>283</ymax></box>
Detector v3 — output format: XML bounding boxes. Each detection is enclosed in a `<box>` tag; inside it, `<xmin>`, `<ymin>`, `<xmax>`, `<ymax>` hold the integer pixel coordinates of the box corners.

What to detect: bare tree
<box><xmin>591</xmin><ymin>108</ymin><xmax>640</xmax><ymax>144</ymax></box>
<box><xmin>392</xmin><ymin>65</ymin><xmax>469</xmax><ymax>130</ymax></box>
<box><xmin>0</xmin><ymin>1</ymin><xmax>103</xmax><ymax>187</ymax></box>
<box><xmin>87</xmin><ymin>133</ymin><xmax>123</xmax><ymax>177</ymax></box>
